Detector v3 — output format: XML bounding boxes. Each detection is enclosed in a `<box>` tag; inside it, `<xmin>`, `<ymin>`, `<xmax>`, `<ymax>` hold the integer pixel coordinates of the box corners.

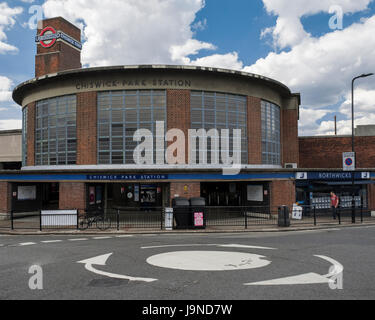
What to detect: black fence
<box><xmin>0</xmin><ymin>205</ymin><xmax>374</xmax><ymax>231</ymax></box>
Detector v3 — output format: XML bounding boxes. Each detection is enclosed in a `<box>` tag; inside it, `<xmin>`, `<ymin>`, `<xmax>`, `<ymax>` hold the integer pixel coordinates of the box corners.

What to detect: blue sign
<box><xmin>301</xmin><ymin>172</ymin><xmax>369</xmax><ymax>180</ymax></box>
<box><xmin>87</xmin><ymin>174</ymin><xmax>169</xmax><ymax>181</ymax></box>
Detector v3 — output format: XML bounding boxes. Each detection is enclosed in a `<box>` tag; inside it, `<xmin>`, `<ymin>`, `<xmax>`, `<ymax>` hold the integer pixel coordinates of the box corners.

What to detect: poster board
<box><xmin>17</xmin><ymin>186</ymin><xmax>37</xmax><ymax>201</ymax></box>
<box><xmin>292</xmin><ymin>205</ymin><xmax>303</xmax><ymax>220</ymax></box>
<box><xmin>247</xmin><ymin>185</ymin><xmax>263</xmax><ymax>202</ymax></box>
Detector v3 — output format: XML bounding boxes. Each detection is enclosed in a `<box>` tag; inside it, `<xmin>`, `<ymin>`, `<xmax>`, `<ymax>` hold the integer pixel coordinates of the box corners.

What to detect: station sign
<box><xmin>87</xmin><ymin>174</ymin><xmax>169</xmax><ymax>181</ymax></box>
<box><xmin>296</xmin><ymin>171</ymin><xmax>371</xmax><ymax>180</ymax></box>
<box><xmin>36</xmin><ymin>26</ymin><xmax>82</xmax><ymax>50</ymax></box>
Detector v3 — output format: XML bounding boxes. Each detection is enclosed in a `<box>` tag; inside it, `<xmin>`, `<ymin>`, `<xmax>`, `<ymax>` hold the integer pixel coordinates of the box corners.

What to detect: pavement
<box><xmin>1</xmin><ymin>218</ymin><xmax>375</xmax><ymax>235</ymax></box>
<box><xmin>1</xmin><ymin>224</ymin><xmax>375</xmax><ymax>300</ymax></box>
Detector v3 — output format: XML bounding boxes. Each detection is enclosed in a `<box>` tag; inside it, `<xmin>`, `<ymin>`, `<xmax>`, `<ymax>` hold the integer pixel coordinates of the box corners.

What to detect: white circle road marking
<box><xmin>146</xmin><ymin>251</ymin><xmax>271</xmax><ymax>271</ymax></box>
<box><xmin>141</xmin><ymin>243</ymin><xmax>276</xmax><ymax>250</ymax></box>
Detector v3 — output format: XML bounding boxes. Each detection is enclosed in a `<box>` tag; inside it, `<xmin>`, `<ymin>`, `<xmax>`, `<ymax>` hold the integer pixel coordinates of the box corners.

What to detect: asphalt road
<box><xmin>0</xmin><ymin>226</ymin><xmax>375</xmax><ymax>300</ymax></box>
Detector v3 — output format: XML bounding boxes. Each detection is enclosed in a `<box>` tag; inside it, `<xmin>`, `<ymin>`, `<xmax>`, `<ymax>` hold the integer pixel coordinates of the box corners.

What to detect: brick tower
<box><xmin>35</xmin><ymin>17</ymin><xmax>82</xmax><ymax>77</ymax></box>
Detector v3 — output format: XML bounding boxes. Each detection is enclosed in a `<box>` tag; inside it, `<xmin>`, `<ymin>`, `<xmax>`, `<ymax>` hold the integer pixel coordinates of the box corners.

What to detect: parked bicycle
<box><xmin>78</xmin><ymin>213</ymin><xmax>111</xmax><ymax>231</ymax></box>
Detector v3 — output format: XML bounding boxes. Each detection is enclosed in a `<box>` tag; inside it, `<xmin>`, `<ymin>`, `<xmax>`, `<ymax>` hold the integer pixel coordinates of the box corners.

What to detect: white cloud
<box><xmin>245</xmin><ymin>11</ymin><xmax>375</xmax><ymax>136</ymax></box>
<box><xmin>298</xmin><ymin>107</ymin><xmax>331</xmax><ymax>136</ymax></box>
<box><xmin>0</xmin><ymin>75</ymin><xmax>13</xmax><ymax>102</ymax></box>
<box><xmin>189</xmin><ymin>52</ymin><xmax>244</xmax><ymax>70</ymax></box>
<box><xmin>170</xmin><ymin>39</ymin><xmax>216</xmax><ymax>64</ymax></box>
<box><xmin>0</xmin><ymin>119</ymin><xmax>22</xmax><ymax>130</ymax></box>
<box><xmin>42</xmin><ymin>0</ymin><xmax>216</xmax><ymax>67</ymax></box>
<box><xmin>0</xmin><ymin>2</ymin><xmax>23</xmax><ymax>54</ymax></box>
<box><xmin>261</xmin><ymin>0</ymin><xmax>372</xmax><ymax>49</ymax></box>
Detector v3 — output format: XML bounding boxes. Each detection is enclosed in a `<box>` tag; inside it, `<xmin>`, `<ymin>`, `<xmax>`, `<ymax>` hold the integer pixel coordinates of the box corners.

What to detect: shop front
<box><xmin>295</xmin><ymin>171</ymin><xmax>373</xmax><ymax>212</ymax></box>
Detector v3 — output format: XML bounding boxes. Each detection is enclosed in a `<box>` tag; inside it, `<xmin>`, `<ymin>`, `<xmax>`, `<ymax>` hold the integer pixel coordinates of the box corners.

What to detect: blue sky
<box><xmin>1</xmin><ymin>0</ymin><xmax>375</xmax><ymax>135</ymax></box>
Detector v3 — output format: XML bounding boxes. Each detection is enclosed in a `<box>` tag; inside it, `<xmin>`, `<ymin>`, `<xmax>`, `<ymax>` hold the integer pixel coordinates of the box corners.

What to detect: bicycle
<box><xmin>79</xmin><ymin>213</ymin><xmax>111</xmax><ymax>231</ymax></box>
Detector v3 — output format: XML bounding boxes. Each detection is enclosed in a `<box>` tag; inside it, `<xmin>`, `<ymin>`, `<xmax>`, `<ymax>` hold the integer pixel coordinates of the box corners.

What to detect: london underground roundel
<box><xmin>39</xmin><ymin>26</ymin><xmax>57</xmax><ymax>48</ymax></box>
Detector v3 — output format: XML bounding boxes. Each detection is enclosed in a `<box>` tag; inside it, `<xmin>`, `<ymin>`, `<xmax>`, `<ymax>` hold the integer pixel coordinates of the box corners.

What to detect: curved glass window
<box><xmin>261</xmin><ymin>100</ymin><xmax>281</xmax><ymax>165</ymax></box>
<box><xmin>191</xmin><ymin>91</ymin><xmax>248</xmax><ymax>164</ymax></box>
<box><xmin>35</xmin><ymin>95</ymin><xmax>77</xmax><ymax>165</ymax></box>
<box><xmin>97</xmin><ymin>90</ymin><xmax>167</xmax><ymax>164</ymax></box>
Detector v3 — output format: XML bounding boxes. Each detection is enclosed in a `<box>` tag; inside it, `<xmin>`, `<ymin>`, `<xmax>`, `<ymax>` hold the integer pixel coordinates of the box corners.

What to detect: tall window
<box><xmin>261</xmin><ymin>100</ymin><xmax>281</xmax><ymax>165</ymax></box>
<box><xmin>22</xmin><ymin>107</ymin><xmax>28</xmax><ymax>166</ymax></box>
<box><xmin>97</xmin><ymin>90</ymin><xmax>167</xmax><ymax>164</ymax></box>
<box><xmin>190</xmin><ymin>91</ymin><xmax>248</xmax><ymax>165</ymax></box>
<box><xmin>35</xmin><ymin>95</ymin><xmax>77</xmax><ymax>165</ymax></box>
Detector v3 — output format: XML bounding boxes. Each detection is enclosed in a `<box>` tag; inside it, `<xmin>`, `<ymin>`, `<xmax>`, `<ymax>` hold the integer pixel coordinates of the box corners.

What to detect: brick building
<box><xmin>1</xmin><ymin>16</ymin><xmax>374</xmax><ymax>216</ymax></box>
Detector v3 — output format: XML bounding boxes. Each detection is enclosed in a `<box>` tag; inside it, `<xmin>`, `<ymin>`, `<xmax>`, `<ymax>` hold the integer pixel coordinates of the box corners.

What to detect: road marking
<box><xmin>147</xmin><ymin>251</ymin><xmax>271</xmax><ymax>271</ymax></box>
<box><xmin>18</xmin><ymin>242</ymin><xmax>36</xmax><ymax>246</ymax></box>
<box><xmin>115</xmin><ymin>235</ymin><xmax>134</xmax><ymax>238</ymax></box>
<box><xmin>92</xmin><ymin>236</ymin><xmax>112</xmax><ymax>240</ymax></box>
<box><xmin>141</xmin><ymin>243</ymin><xmax>276</xmax><ymax>250</ymax></box>
<box><xmin>41</xmin><ymin>240</ymin><xmax>63</xmax><ymax>243</ymax></box>
<box><xmin>68</xmin><ymin>238</ymin><xmax>88</xmax><ymax>242</ymax></box>
<box><xmin>77</xmin><ymin>253</ymin><xmax>157</xmax><ymax>282</ymax></box>
<box><xmin>244</xmin><ymin>255</ymin><xmax>343</xmax><ymax>286</ymax></box>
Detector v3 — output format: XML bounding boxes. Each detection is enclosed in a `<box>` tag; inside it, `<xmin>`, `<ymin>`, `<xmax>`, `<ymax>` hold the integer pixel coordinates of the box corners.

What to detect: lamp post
<box><xmin>351</xmin><ymin>73</ymin><xmax>374</xmax><ymax>223</ymax></box>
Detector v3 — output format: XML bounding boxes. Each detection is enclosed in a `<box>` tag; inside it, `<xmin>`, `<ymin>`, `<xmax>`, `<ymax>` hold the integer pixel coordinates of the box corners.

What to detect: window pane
<box><xmin>35</xmin><ymin>95</ymin><xmax>76</xmax><ymax>165</ymax></box>
<box><xmin>190</xmin><ymin>91</ymin><xmax>248</xmax><ymax>165</ymax></box>
<box><xmin>97</xmin><ymin>90</ymin><xmax>167</xmax><ymax>164</ymax></box>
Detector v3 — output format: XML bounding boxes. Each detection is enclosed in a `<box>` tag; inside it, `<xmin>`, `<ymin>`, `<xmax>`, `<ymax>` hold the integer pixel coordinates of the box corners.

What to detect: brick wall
<box><xmin>170</xmin><ymin>182</ymin><xmax>201</xmax><ymax>203</ymax></box>
<box><xmin>299</xmin><ymin>136</ymin><xmax>375</xmax><ymax>168</ymax></box>
<box><xmin>59</xmin><ymin>182</ymin><xmax>86</xmax><ymax>212</ymax></box>
<box><xmin>167</xmin><ymin>90</ymin><xmax>190</xmax><ymax>164</ymax></box>
<box><xmin>77</xmin><ymin>92</ymin><xmax>97</xmax><ymax>165</ymax></box>
<box><xmin>270</xmin><ymin>180</ymin><xmax>295</xmax><ymax>209</ymax></box>
<box><xmin>0</xmin><ymin>182</ymin><xmax>11</xmax><ymax>213</ymax></box>
<box><xmin>367</xmin><ymin>184</ymin><xmax>375</xmax><ymax>211</ymax></box>
<box><xmin>35</xmin><ymin>17</ymin><xmax>81</xmax><ymax>77</ymax></box>
<box><xmin>282</xmin><ymin>109</ymin><xmax>299</xmax><ymax>166</ymax></box>
<box><xmin>247</xmin><ymin>96</ymin><xmax>262</xmax><ymax>164</ymax></box>
<box><xmin>26</xmin><ymin>102</ymin><xmax>35</xmax><ymax>166</ymax></box>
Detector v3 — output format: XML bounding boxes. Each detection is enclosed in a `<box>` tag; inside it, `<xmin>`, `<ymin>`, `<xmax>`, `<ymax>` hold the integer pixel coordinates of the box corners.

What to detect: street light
<box><xmin>351</xmin><ymin>73</ymin><xmax>374</xmax><ymax>223</ymax></box>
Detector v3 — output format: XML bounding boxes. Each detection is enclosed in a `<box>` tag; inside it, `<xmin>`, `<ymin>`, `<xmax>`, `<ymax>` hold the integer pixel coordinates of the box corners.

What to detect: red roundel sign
<box><xmin>38</xmin><ymin>26</ymin><xmax>57</xmax><ymax>48</ymax></box>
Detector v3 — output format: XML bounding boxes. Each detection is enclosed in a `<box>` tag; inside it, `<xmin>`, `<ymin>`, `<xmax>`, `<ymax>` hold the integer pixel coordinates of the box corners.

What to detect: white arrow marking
<box><xmin>77</xmin><ymin>253</ymin><xmax>157</xmax><ymax>283</ymax></box>
<box><xmin>244</xmin><ymin>255</ymin><xmax>343</xmax><ymax>286</ymax></box>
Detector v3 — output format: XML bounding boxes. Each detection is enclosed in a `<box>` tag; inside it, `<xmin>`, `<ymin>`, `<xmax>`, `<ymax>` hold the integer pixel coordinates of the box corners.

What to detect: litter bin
<box><xmin>190</xmin><ymin>197</ymin><xmax>206</xmax><ymax>229</ymax></box>
<box><xmin>172</xmin><ymin>197</ymin><xmax>190</xmax><ymax>229</ymax></box>
<box><xmin>278</xmin><ymin>206</ymin><xmax>290</xmax><ymax>227</ymax></box>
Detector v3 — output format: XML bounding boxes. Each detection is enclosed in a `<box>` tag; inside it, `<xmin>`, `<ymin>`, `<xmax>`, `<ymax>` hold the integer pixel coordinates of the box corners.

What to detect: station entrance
<box><xmin>200</xmin><ymin>182</ymin><xmax>270</xmax><ymax>207</ymax></box>
<box><xmin>86</xmin><ymin>183</ymin><xmax>170</xmax><ymax>213</ymax></box>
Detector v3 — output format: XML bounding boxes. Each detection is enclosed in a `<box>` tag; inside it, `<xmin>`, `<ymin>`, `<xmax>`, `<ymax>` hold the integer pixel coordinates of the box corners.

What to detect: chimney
<box><xmin>35</xmin><ymin>17</ymin><xmax>82</xmax><ymax>77</ymax></box>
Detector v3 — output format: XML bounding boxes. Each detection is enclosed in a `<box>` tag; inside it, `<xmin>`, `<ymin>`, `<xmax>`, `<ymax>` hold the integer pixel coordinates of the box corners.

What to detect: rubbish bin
<box><xmin>278</xmin><ymin>206</ymin><xmax>290</xmax><ymax>227</ymax></box>
<box><xmin>172</xmin><ymin>197</ymin><xmax>191</xmax><ymax>229</ymax></box>
<box><xmin>190</xmin><ymin>197</ymin><xmax>206</xmax><ymax>229</ymax></box>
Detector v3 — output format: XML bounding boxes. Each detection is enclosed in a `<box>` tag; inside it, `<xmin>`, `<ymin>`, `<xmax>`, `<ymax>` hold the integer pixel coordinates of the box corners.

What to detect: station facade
<box><xmin>1</xmin><ymin>17</ymin><xmax>374</xmax><ymax>215</ymax></box>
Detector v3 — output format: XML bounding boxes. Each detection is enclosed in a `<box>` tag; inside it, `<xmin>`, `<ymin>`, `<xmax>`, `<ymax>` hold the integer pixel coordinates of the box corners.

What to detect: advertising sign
<box><xmin>292</xmin><ymin>205</ymin><xmax>303</xmax><ymax>220</ymax></box>
<box><xmin>165</xmin><ymin>208</ymin><xmax>173</xmax><ymax>230</ymax></box>
<box><xmin>89</xmin><ymin>187</ymin><xmax>95</xmax><ymax>205</ymax></box>
<box><xmin>194</xmin><ymin>212</ymin><xmax>204</xmax><ymax>227</ymax></box>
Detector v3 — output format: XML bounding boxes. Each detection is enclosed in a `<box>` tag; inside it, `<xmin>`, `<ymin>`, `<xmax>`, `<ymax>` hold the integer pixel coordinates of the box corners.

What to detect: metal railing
<box><xmin>0</xmin><ymin>205</ymin><xmax>374</xmax><ymax>231</ymax></box>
